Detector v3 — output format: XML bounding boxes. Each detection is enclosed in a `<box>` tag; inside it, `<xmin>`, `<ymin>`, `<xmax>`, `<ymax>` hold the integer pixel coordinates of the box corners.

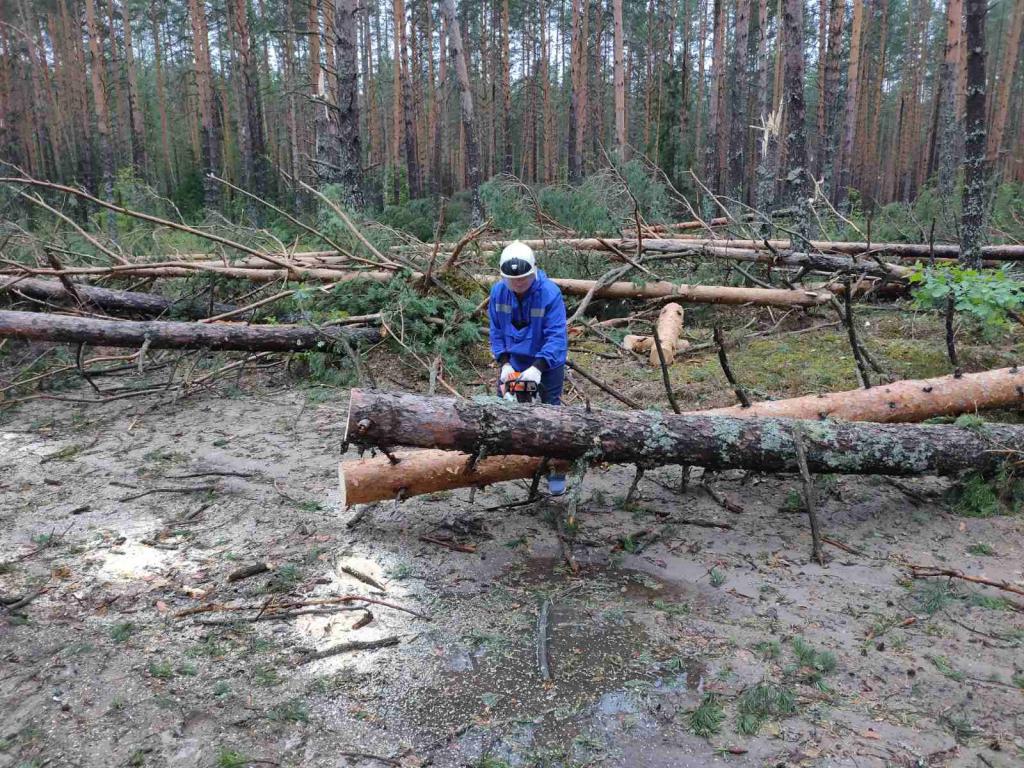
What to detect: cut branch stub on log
<box><xmin>345</xmin><ymin>390</ymin><xmax>1024</xmax><ymax>478</ymax></box>
<box><xmin>339</xmin><ymin>449</ymin><xmax>570</xmax><ymax>508</ymax></box>
<box><xmin>649</xmin><ymin>303</ymin><xmax>685</xmax><ymax>367</ymax></box>
<box><xmin>0</xmin><ymin>310</ymin><xmax>381</xmax><ymax>353</ymax></box>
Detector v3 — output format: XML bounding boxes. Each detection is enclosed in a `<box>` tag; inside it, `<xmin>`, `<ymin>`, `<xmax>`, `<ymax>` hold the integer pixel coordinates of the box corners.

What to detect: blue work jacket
<box><xmin>488</xmin><ymin>269</ymin><xmax>568</xmax><ymax>371</ymax></box>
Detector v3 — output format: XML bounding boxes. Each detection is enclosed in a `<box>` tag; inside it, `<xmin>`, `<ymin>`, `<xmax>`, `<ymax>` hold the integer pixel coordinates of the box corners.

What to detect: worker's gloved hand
<box><xmin>499</xmin><ymin>363</ymin><xmax>516</xmax><ymax>383</ymax></box>
<box><xmin>519</xmin><ymin>366</ymin><xmax>542</xmax><ymax>384</ymax></box>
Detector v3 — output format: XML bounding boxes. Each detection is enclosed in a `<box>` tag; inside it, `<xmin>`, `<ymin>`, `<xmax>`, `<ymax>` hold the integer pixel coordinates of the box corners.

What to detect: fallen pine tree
<box><xmin>396</xmin><ymin>237</ymin><xmax>1024</xmax><ymax>261</ymax></box>
<box><xmin>338</xmin><ymin>366</ymin><xmax>1024</xmax><ymax>505</ymax></box>
<box><xmin>345</xmin><ymin>389</ymin><xmax>1024</xmax><ymax>477</ymax></box>
<box><xmin>0</xmin><ymin>310</ymin><xmax>381</xmax><ymax>353</ymax></box>
<box><xmin>1</xmin><ymin>277</ymin><xmax>238</xmax><ymax>320</ymax></box>
<box><xmin>5</xmin><ymin>265</ymin><xmax>834</xmax><ymax>309</ymax></box>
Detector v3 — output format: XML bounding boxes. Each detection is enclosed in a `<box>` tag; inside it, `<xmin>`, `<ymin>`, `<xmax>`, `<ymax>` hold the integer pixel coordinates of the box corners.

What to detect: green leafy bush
<box><xmin>909</xmin><ymin>264</ymin><xmax>1024</xmax><ymax>331</ymax></box>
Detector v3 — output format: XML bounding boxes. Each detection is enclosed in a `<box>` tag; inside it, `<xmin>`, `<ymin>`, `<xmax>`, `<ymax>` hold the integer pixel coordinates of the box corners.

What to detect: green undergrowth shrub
<box><xmin>273</xmin><ymin>275</ymin><xmax>483</xmax><ymax>387</ymax></box>
<box><xmin>478</xmin><ymin>162</ymin><xmax>672</xmax><ymax>236</ymax></box>
<box><xmin>950</xmin><ymin>465</ymin><xmax>1024</xmax><ymax>517</ymax></box>
<box><xmin>909</xmin><ymin>264</ymin><xmax>1024</xmax><ymax>335</ymax></box>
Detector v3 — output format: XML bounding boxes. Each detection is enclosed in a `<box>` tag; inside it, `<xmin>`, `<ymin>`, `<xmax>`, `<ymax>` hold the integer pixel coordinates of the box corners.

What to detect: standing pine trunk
<box><xmin>728</xmin><ymin>0</ymin><xmax>751</xmax><ymax>200</ymax></box>
<box><xmin>150</xmin><ymin>5</ymin><xmax>175</xmax><ymax>191</ymax></box>
<box><xmin>568</xmin><ymin>0</ymin><xmax>589</xmax><ymax>182</ymax></box>
<box><xmin>441</xmin><ymin>0</ymin><xmax>483</xmax><ymax>223</ymax></box>
<box><xmin>960</xmin><ymin>0</ymin><xmax>988</xmax><ymax>267</ymax></box>
<box><xmin>613</xmin><ymin>0</ymin><xmax>626</xmax><ymax>161</ymax></box>
<box><xmin>394</xmin><ymin>0</ymin><xmax>420</xmax><ymax>198</ymax></box>
<box><xmin>986</xmin><ymin>0</ymin><xmax>1023</xmax><ymax>175</ymax></box>
<box><xmin>231</xmin><ymin>0</ymin><xmax>268</xmax><ymax>198</ymax></box>
<box><xmin>332</xmin><ymin>0</ymin><xmax>363</xmax><ymax>208</ymax></box>
<box><xmin>780</xmin><ymin>0</ymin><xmax>806</xmax><ymax>210</ymax></box>
<box><xmin>819</xmin><ymin>0</ymin><xmax>844</xmax><ymax>197</ymax></box>
<box><xmin>120</xmin><ymin>1</ymin><xmax>146</xmax><ymax>177</ymax></box>
<box><xmin>938</xmin><ymin>0</ymin><xmax>964</xmax><ymax>192</ymax></box>
<box><xmin>83</xmin><ymin>0</ymin><xmax>114</xmax><ymax>219</ymax></box>
<box><xmin>704</xmin><ymin>0</ymin><xmax>726</xmax><ymax>199</ymax></box>
<box><xmin>836</xmin><ymin>0</ymin><xmax>864</xmax><ymax>208</ymax></box>
<box><xmin>500</xmin><ymin>0</ymin><xmax>513</xmax><ymax>175</ymax></box>
<box><xmin>187</xmin><ymin>0</ymin><xmax>220</xmax><ymax>206</ymax></box>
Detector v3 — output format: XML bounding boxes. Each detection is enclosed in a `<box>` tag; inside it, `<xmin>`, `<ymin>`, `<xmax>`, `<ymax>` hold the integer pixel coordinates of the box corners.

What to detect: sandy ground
<box><xmin>1</xmin><ymin>372</ymin><xmax>1023</xmax><ymax>768</ymax></box>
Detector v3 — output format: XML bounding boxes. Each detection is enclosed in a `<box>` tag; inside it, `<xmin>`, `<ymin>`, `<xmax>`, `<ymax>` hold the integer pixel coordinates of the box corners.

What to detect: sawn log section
<box><xmin>0</xmin><ymin>310</ymin><xmax>380</xmax><ymax>352</ymax></box>
<box><xmin>346</xmin><ymin>390</ymin><xmax>1023</xmax><ymax>477</ymax></box>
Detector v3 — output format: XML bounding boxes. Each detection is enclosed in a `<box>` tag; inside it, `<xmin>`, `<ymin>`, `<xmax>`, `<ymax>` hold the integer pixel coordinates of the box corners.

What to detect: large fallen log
<box><xmin>338</xmin><ymin>367</ymin><xmax>1024</xmax><ymax>505</ymax></box>
<box><xmin>1</xmin><ymin>277</ymin><xmax>237</xmax><ymax>320</ymax></box>
<box><xmin>5</xmin><ymin>265</ymin><xmax>832</xmax><ymax>308</ymax></box>
<box><xmin>650</xmin><ymin>303</ymin><xmax>685</xmax><ymax>366</ymax></box>
<box><xmin>346</xmin><ymin>390</ymin><xmax>1024</xmax><ymax>477</ymax></box>
<box><xmin>0</xmin><ymin>310</ymin><xmax>381</xmax><ymax>353</ymax></box>
<box><xmin>339</xmin><ymin>449</ymin><xmax>570</xmax><ymax>507</ymax></box>
<box><xmin>400</xmin><ymin>237</ymin><xmax>1024</xmax><ymax>261</ymax></box>
<box><xmin>702</xmin><ymin>365</ymin><xmax>1024</xmax><ymax>422</ymax></box>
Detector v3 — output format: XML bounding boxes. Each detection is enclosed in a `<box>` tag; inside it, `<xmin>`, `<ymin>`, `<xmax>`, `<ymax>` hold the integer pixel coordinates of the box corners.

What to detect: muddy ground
<box><xmin>2</xmin><ymin>318</ymin><xmax>1023</xmax><ymax>768</ymax></box>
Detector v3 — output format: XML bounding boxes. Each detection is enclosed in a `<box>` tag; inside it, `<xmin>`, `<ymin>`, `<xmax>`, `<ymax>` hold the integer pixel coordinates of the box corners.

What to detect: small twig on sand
<box><xmin>791</xmin><ymin>424</ymin><xmax>824</xmax><ymax>565</ymax></box>
<box><xmin>1</xmin><ymin>587</ymin><xmax>47</xmax><ymax>612</ymax></box>
<box><xmin>537</xmin><ymin>599</ymin><xmax>552</xmax><ymax>681</ymax></box>
<box><xmin>177</xmin><ymin>594</ymin><xmax>431</xmax><ymax>621</ymax></box>
<box><xmin>418</xmin><ymin>534</ymin><xmax>477</xmax><ymax>554</ymax></box>
<box><xmin>700</xmin><ymin>478</ymin><xmax>744</xmax><ymax>513</ymax></box>
<box><xmin>334</xmin><ymin>751</ymin><xmax>400</xmax><ymax>767</ymax></box>
<box><xmin>652</xmin><ymin>328</ymin><xmax>681</xmax><ymax>414</ymax></box>
<box><xmin>821</xmin><ymin>536</ymin><xmax>866</xmax><ymax>557</ymax></box>
<box><xmin>227</xmin><ymin>563</ymin><xmax>270</xmax><ymax>583</ymax></box>
<box><xmin>624</xmin><ymin>465</ymin><xmax>645</xmax><ymax>506</ymax></box>
<box><xmin>194</xmin><ymin>606</ymin><xmax>365</xmax><ymax>625</ymax></box>
<box><xmin>713</xmin><ymin>325</ymin><xmax>751</xmax><ymax>408</ymax></box>
<box><xmin>303</xmin><ymin>635</ymin><xmax>400</xmax><ymax>661</ymax></box>
<box><xmin>166</xmin><ymin>470</ymin><xmax>256</xmax><ymax>479</ymax></box>
<box><xmin>906</xmin><ymin>565</ymin><xmax>1024</xmax><ymax>599</ymax></box>
<box><xmin>118</xmin><ymin>485</ymin><xmax>216</xmax><ymax>502</ymax></box>
<box><xmin>339</xmin><ymin>565</ymin><xmax>387</xmax><ymax>592</ymax></box>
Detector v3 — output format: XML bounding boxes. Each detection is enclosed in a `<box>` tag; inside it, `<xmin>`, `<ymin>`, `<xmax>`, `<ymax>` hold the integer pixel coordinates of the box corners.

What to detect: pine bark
<box><xmin>836</xmin><ymin>0</ymin><xmax>864</xmax><ymax>207</ymax></box>
<box><xmin>728</xmin><ymin>0</ymin><xmax>752</xmax><ymax>200</ymax></box>
<box><xmin>120</xmin><ymin>1</ymin><xmax>147</xmax><ymax>176</ymax></box>
<box><xmin>333</xmin><ymin>0</ymin><xmax>364</xmax><ymax>208</ymax></box>
<box><xmin>0</xmin><ymin>311</ymin><xmax>381</xmax><ymax>352</ymax></box>
<box><xmin>231</xmin><ymin>0</ymin><xmax>268</xmax><ymax>197</ymax></box>
<box><xmin>613</xmin><ymin>0</ymin><xmax>626</xmax><ymax>160</ymax></box>
<box><xmin>442</xmin><ymin>0</ymin><xmax>483</xmax><ymax>222</ymax></box>
<box><xmin>960</xmin><ymin>0</ymin><xmax>988</xmax><ymax>267</ymax></box>
<box><xmin>341</xmin><ymin>366</ymin><xmax>1024</xmax><ymax>503</ymax></box>
<box><xmin>705</xmin><ymin>0</ymin><xmax>726</xmax><ymax>196</ymax></box>
<box><xmin>938</xmin><ymin>0</ymin><xmax>964</xmax><ymax>192</ymax></box>
<box><xmin>84</xmin><ymin>0</ymin><xmax>115</xmax><ymax>212</ymax></box>
<box><xmin>187</xmin><ymin>0</ymin><xmax>220</xmax><ymax>206</ymax></box>
<box><xmin>781</xmin><ymin>0</ymin><xmax>807</xmax><ymax>208</ymax></box>
<box><xmin>346</xmin><ymin>390</ymin><xmax>1024</xmax><ymax>478</ymax></box>
<box><xmin>986</xmin><ymin>0</ymin><xmax>1023</xmax><ymax>173</ymax></box>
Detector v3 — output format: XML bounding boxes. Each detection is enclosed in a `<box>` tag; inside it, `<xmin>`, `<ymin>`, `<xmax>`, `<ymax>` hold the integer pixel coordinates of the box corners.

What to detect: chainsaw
<box><xmin>502</xmin><ymin>371</ymin><xmax>540</xmax><ymax>404</ymax></box>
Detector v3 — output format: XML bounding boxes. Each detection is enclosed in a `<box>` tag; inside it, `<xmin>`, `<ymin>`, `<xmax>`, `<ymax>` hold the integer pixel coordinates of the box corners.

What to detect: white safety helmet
<box><xmin>498</xmin><ymin>240</ymin><xmax>536</xmax><ymax>278</ymax></box>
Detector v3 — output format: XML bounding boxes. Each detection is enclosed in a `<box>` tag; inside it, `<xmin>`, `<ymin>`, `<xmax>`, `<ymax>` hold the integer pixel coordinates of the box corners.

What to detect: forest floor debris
<box><xmin>2</xmin><ymin>317</ymin><xmax>1023</xmax><ymax>767</ymax></box>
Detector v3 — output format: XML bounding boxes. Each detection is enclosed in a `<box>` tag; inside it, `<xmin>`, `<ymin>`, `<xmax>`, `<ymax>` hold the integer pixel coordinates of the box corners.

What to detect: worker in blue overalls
<box><xmin>488</xmin><ymin>241</ymin><xmax>569</xmax><ymax>495</ymax></box>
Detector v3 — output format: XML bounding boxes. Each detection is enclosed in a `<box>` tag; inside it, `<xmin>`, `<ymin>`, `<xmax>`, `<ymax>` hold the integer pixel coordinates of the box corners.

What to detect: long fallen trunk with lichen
<box><xmin>338</xmin><ymin>367</ymin><xmax>1024</xmax><ymax>505</ymax></box>
<box><xmin>0</xmin><ymin>310</ymin><xmax>380</xmax><ymax>353</ymax></box>
<box><xmin>345</xmin><ymin>390</ymin><xmax>1024</xmax><ymax>479</ymax></box>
